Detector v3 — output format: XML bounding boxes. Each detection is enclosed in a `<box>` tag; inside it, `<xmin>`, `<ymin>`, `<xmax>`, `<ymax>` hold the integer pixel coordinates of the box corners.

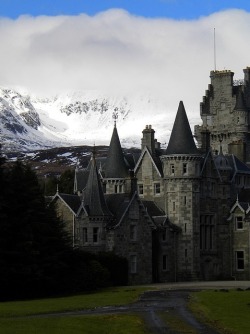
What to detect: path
<box><xmin>31</xmin><ymin>281</ymin><xmax>250</xmax><ymax>333</ymax></box>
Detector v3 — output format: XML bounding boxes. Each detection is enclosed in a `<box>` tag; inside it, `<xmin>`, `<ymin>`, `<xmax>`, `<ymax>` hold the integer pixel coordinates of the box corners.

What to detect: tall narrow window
<box><xmin>162</xmin><ymin>255</ymin><xmax>168</xmax><ymax>271</ymax></box>
<box><xmin>130</xmin><ymin>255</ymin><xmax>137</xmax><ymax>273</ymax></box>
<box><xmin>162</xmin><ymin>229</ymin><xmax>167</xmax><ymax>241</ymax></box>
<box><xmin>130</xmin><ymin>225</ymin><xmax>137</xmax><ymax>241</ymax></box>
<box><xmin>138</xmin><ymin>184</ymin><xmax>143</xmax><ymax>195</ymax></box>
<box><xmin>173</xmin><ymin>202</ymin><xmax>176</xmax><ymax>211</ymax></box>
<box><xmin>170</xmin><ymin>164</ymin><xmax>175</xmax><ymax>175</ymax></box>
<box><xmin>183</xmin><ymin>163</ymin><xmax>187</xmax><ymax>175</ymax></box>
<box><xmin>236</xmin><ymin>251</ymin><xmax>244</xmax><ymax>270</ymax></box>
<box><xmin>154</xmin><ymin>183</ymin><xmax>160</xmax><ymax>195</ymax></box>
<box><xmin>93</xmin><ymin>227</ymin><xmax>99</xmax><ymax>243</ymax></box>
<box><xmin>83</xmin><ymin>228</ymin><xmax>88</xmax><ymax>243</ymax></box>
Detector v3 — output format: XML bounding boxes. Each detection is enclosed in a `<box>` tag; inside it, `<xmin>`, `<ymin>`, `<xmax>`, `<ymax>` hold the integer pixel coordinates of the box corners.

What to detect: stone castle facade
<box><xmin>53</xmin><ymin>67</ymin><xmax>250</xmax><ymax>284</ymax></box>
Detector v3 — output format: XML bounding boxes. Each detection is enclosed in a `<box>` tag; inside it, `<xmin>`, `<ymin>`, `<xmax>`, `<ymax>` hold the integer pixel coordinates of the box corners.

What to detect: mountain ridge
<box><xmin>0</xmin><ymin>87</ymin><xmax>201</xmax><ymax>152</ymax></box>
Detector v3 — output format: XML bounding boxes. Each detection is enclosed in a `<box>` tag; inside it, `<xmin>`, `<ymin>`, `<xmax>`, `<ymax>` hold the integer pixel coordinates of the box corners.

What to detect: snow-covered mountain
<box><xmin>0</xmin><ymin>88</ymin><xmax>201</xmax><ymax>152</ymax></box>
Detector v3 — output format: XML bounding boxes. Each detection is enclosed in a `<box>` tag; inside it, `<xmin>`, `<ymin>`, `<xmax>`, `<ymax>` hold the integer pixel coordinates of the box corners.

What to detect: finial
<box><xmin>92</xmin><ymin>143</ymin><xmax>96</xmax><ymax>159</ymax></box>
<box><xmin>56</xmin><ymin>183</ymin><xmax>59</xmax><ymax>194</ymax></box>
<box><xmin>112</xmin><ymin>108</ymin><xmax>118</xmax><ymax>128</ymax></box>
<box><xmin>236</xmin><ymin>193</ymin><xmax>239</xmax><ymax>203</ymax></box>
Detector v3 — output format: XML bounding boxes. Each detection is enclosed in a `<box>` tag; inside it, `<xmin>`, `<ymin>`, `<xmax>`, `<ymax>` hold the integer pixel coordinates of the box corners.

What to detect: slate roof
<box><xmin>83</xmin><ymin>155</ymin><xmax>112</xmax><ymax>216</ymax></box>
<box><xmin>166</xmin><ymin>101</ymin><xmax>199</xmax><ymax>155</ymax></box>
<box><xmin>74</xmin><ymin>168</ymin><xmax>89</xmax><ymax>192</ymax></box>
<box><xmin>226</xmin><ymin>154</ymin><xmax>250</xmax><ymax>175</ymax></box>
<box><xmin>142</xmin><ymin>200</ymin><xmax>165</xmax><ymax>217</ymax></box>
<box><xmin>55</xmin><ymin>193</ymin><xmax>81</xmax><ymax>214</ymax></box>
<box><xmin>105</xmin><ymin>193</ymin><xmax>130</xmax><ymax>225</ymax></box>
<box><xmin>105</xmin><ymin>125</ymin><xmax>129</xmax><ymax>178</ymax></box>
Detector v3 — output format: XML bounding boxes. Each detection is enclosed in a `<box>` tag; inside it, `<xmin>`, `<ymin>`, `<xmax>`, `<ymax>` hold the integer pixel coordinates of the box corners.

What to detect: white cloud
<box><xmin>0</xmin><ymin>8</ymin><xmax>250</xmax><ymax>116</ymax></box>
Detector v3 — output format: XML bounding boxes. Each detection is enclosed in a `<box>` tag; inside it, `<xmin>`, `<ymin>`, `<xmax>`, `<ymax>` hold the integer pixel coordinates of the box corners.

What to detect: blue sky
<box><xmin>1</xmin><ymin>0</ymin><xmax>250</xmax><ymax>19</ymax></box>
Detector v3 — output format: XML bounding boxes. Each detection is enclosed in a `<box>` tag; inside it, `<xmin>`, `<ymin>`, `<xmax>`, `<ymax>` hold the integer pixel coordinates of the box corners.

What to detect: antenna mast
<box><xmin>214</xmin><ymin>27</ymin><xmax>217</xmax><ymax>71</ymax></box>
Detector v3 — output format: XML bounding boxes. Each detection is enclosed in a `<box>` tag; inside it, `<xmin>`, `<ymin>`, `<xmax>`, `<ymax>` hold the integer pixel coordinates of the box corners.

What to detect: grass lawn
<box><xmin>0</xmin><ymin>287</ymin><xmax>150</xmax><ymax>334</ymax></box>
<box><xmin>189</xmin><ymin>289</ymin><xmax>250</xmax><ymax>334</ymax></box>
<box><xmin>0</xmin><ymin>286</ymin><xmax>148</xmax><ymax>317</ymax></box>
<box><xmin>0</xmin><ymin>314</ymin><xmax>147</xmax><ymax>334</ymax></box>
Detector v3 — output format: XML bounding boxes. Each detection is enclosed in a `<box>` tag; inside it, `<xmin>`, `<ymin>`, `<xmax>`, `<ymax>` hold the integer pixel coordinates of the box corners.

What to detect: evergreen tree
<box><xmin>59</xmin><ymin>169</ymin><xmax>74</xmax><ymax>194</ymax></box>
<box><xmin>0</xmin><ymin>161</ymin><xmax>71</xmax><ymax>299</ymax></box>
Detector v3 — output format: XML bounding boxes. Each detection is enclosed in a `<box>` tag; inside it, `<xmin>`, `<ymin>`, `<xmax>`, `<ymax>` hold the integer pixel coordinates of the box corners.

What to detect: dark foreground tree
<box><xmin>0</xmin><ymin>161</ymin><xmax>127</xmax><ymax>300</ymax></box>
<box><xmin>0</xmin><ymin>161</ymin><xmax>72</xmax><ymax>299</ymax></box>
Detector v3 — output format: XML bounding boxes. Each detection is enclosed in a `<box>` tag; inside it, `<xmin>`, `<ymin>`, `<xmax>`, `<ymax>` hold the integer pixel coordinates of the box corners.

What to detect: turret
<box><xmin>162</xmin><ymin>101</ymin><xmax>201</xmax><ymax>281</ymax></box>
<box><xmin>103</xmin><ymin>122</ymin><xmax>130</xmax><ymax>194</ymax></box>
<box><xmin>84</xmin><ymin>153</ymin><xmax>111</xmax><ymax>216</ymax></box>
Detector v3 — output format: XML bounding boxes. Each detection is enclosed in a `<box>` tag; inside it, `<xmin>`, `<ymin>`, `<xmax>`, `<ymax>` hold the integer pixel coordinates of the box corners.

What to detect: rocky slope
<box><xmin>0</xmin><ymin>88</ymin><xmax>201</xmax><ymax>153</ymax></box>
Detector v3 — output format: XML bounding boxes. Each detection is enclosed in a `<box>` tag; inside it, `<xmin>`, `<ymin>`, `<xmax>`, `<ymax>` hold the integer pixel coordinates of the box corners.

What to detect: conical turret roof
<box><xmin>105</xmin><ymin>124</ymin><xmax>128</xmax><ymax>178</ymax></box>
<box><xmin>166</xmin><ymin>101</ymin><xmax>199</xmax><ymax>155</ymax></box>
<box><xmin>84</xmin><ymin>154</ymin><xmax>111</xmax><ymax>216</ymax></box>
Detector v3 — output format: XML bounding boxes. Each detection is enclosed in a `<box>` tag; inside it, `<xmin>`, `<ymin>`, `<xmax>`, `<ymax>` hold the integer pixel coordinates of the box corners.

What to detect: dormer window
<box><xmin>138</xmin><ymin>184</ymin><xmax>143</xmax><ymax>195</ymax></box>
<box><xmin>154</xmin><ymin>183</ymin><xmax>160</xmax><ymax>195</ymax></box>
<box><xmin>235</xmin><ymin>216</ymin><xmax>243</xmax><ymax>230</ymax></box>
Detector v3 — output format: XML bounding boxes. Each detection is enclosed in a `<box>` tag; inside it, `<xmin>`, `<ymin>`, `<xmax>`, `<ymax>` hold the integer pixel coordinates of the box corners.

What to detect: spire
<box><xmin>166</xmin><ymin>101</ymin><xmax>199</xmax><ymax>155</ymax></box>
<box><xmin>105</xmin><ymin>123</ymin><xmax>128</xmax><ymax>178</ymax></box>
<box><xmin>84</xmin><ymin>153</ymin><xmax>111</xmax><ymax>216</ymax></box>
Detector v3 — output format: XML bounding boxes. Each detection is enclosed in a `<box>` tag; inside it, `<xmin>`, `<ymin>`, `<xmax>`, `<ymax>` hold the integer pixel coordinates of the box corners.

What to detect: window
<box><xmin>170</xmin><ymin>164</ymin><xmax>175</xmax><ymax>175</ymax></box>
<box><xmin>130</xmin><ymin>225</ymin><xmax>137</xmax><ymax>241</ymax></box>
<box><xmin>235</xmin><ymin>216</ymin><xmax>243</xmax><ymax>230</ymax></box>
<box><xmin>183</xmin><ymin>163</ymin><xmax>187</xmax><ymax>175</ymax></box>
<box><xmin>115</xmin><ymin>184</ymin><xmax>123</xmax><ymax>193</ymax></box>
<box><xmin>200</xmin><ymin>215</ymin><xmax>214</xmax><ymax>251</ymax></box>
<box><xmin>103</xmin><ymin>183</ymin><xmax>106</xmax><ymax>193</ymax></box>
<box><xmin>93</xmin><ymin>227</ymin><xmax>99</xmax><ymax>243</ymax></box>
<box><xmin>173</xmin><ymin>202</ymin><xmax>176</xmax><ymax>211</ymax></box>
<box><xmin>130</xmin><ymin>255</ymin><xmax>137</xmax><ymax>273</ymax></box>
<box><xmin>162</xmin><ymin>229</ymin><xmax>167</xmax><ymax>241</ymax></box>
<box><xmin>83</xmin><ymin>228</ymin><xmax>88</xmax><ymax>243</ymax></box>
<box><xmin>162</xmin><ymin>255</ymin><xmax>168</xmax><ymax>271</ymax></box>
<box><xmin>221</xmin><ymin>102</ymin><xmax>226</xmax><ymax>110</ymax></box>
<box><xmin>154</xmin><ymin>183</ymin><xmax>160</xmax><ymax>195</ymax></box>
<box><xmin>236</xmin><ymin>251</ymin><xmax>244</xmax><ymax>270</ymax></box>
<box><xmin>138</xmin><ymin>184</ymin><xmax>143</xmax><ymax>195</ymax></box>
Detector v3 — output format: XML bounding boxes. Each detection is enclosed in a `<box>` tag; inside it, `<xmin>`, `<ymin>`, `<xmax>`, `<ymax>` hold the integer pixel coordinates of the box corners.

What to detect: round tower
<box><xmin>161</xmin><ymin>101</ymin><xmax>202</xmax><ymax>281</ymax></box>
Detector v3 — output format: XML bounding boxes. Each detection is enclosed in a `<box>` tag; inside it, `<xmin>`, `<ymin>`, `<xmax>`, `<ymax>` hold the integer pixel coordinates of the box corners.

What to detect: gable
<box><xmin>134</xmin><ymin>146</ymin><xmax>162</xmax><ymax>178</ymax></box>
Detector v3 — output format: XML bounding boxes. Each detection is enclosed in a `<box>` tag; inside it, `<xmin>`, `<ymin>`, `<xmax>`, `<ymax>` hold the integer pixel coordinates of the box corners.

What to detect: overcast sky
<box><xmin>0</xmin><ymin>2</ymin><xmax>250</xmax><ymax>115</ymax></box>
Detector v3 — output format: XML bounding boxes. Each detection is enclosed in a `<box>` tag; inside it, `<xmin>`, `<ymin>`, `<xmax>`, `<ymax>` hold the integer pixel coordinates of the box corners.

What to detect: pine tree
<box><xmin>0</xmin><ymin>161</ymin><xmax>71</xmax><ymax>299</ymax></box>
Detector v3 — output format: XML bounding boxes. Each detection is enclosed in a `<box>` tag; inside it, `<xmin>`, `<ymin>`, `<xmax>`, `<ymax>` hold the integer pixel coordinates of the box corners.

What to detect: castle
<box><xmin>53</xmin><ymin>67</ymin><xmax>250</xmax><ymax>284</ymax></box>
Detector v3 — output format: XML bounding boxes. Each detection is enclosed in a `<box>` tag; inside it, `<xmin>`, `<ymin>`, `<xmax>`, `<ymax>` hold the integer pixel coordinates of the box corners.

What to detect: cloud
<box><xmin>0</xmin><ymin>8</ymin><xmax>250</xmax><ymax>116</ymax></box>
